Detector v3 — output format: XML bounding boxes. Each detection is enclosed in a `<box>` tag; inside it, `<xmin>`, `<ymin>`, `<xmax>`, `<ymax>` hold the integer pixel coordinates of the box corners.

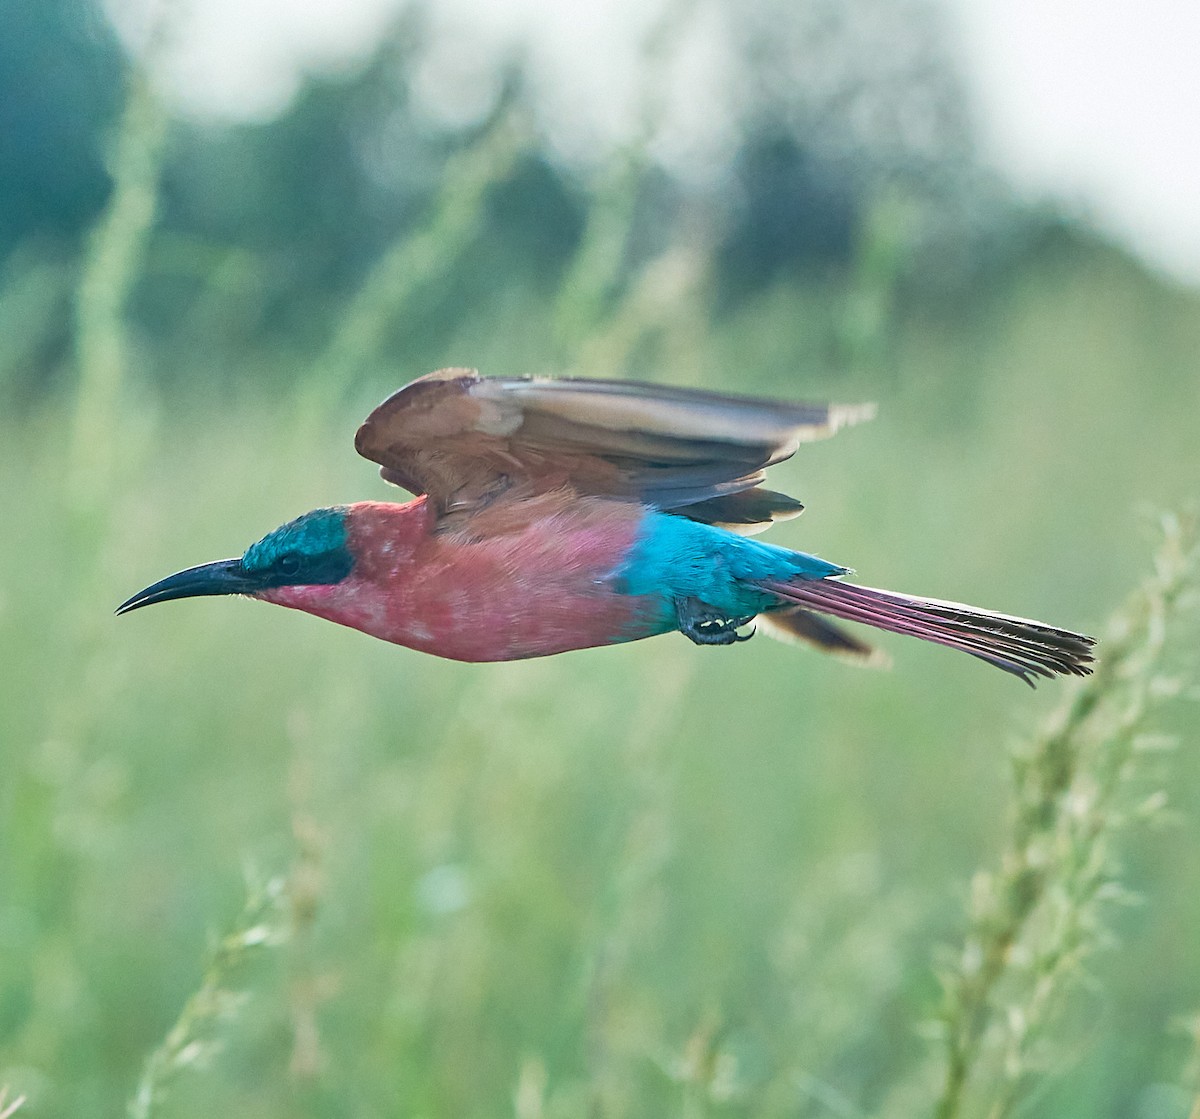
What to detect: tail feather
<box><xmin>758</xmin><ymin>606</ymin><xmax>890</xmax><ymax>668</ymax></box>
<box><xmin>761</xmin><ymin>578</ymin><xmax>1096</xmax><ymax>686</ymax></box>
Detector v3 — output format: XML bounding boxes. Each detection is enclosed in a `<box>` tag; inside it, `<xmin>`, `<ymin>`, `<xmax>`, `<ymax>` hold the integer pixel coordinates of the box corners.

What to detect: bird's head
<box><xmin>116</xmin><ymin>506</ymin><xmax>356</xmax><ymax>616</ymax></box>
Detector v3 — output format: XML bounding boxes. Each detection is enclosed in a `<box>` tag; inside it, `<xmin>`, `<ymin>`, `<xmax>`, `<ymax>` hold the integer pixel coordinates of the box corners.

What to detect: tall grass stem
<box><xmin>934</xmin><ymin>512</ymin><xmax>1198</xmax><ymax>1119</ymax></box>
<box><xmin>71</xmin><ymin>74</ymin><xmax>167</xmax><ymax>502</ymax></box>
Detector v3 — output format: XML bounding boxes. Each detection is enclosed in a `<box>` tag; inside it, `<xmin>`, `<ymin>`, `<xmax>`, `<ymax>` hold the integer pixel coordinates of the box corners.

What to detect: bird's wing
<box><xmin>354</xmin><ymin>368</ymin><xmax>874</xmax><ymax>527</ymax></box>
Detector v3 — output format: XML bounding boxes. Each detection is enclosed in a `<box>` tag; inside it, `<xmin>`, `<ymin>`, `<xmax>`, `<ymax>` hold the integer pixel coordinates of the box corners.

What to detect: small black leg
<box><xmin>675</xmin><ymin>596</ymin><xmax>756</xmax><ymax>646</ymax></box>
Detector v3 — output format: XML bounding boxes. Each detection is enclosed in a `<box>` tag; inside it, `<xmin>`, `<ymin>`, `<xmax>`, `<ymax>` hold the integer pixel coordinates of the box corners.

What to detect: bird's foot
<box><xmin>675</xmin><ymin>596</ymin><xmax>756</xmax><ymax>646</ymax></box>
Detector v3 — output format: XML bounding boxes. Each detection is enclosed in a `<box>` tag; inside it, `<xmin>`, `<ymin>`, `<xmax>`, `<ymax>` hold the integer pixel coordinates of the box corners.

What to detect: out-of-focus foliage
<box><xmin>0</xmin><ymin>0</ymin><xmax>123</xmax><ymax>253</ymax></box>
<box><xmin>2</xmin><ymin>1</ymin><xmax>1199</xmax><ymax>1118</ymax></box>
<box><xmin>2</xmin><ymin>0</ymin><xmax>1023</xmax><ymax>403</ymax></box>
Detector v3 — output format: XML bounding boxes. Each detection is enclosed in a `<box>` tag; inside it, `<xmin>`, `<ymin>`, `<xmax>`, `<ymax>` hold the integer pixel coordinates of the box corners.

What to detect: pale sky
<box><xmin>948</xmin><ymin>0</ymin><xmax>1200</xmax><ymax>285</ymax></box>
<box><xmin>104</xmin><ymin>0</ymin><xmax>1200</xmax><ymax>285</ymax></box>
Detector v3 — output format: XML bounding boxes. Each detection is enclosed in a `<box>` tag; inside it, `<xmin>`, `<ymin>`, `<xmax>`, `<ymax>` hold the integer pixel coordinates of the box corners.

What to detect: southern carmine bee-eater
<box><xmin>117</xmin><ymin>369</ymin><xmax>1095</xmax><ymax>684</ymax></box>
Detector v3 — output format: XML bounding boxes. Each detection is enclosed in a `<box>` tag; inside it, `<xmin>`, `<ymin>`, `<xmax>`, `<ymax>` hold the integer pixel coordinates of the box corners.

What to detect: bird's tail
<box><xmin>760</xmin><ymin>577</ymin><xmax>1096</xmax><ymax>686</ymax></box>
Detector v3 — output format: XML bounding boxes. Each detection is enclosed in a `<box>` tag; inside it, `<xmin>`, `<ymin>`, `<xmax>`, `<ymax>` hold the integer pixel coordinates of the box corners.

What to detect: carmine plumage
<box><xmin>118</xmin><ymin>368</ymin><xmax>1095</xmax><ymax>685</ymax></box>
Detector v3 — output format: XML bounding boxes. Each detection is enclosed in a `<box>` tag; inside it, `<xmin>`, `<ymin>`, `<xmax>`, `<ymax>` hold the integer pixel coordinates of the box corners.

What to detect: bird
<box><xmin>117</xmin><ymin>368</ymin><xmax>1095</xmax><ymax>685</ymax></box>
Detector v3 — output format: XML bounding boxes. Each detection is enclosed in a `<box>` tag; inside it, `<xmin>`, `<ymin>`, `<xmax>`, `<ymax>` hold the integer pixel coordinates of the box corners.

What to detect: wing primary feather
<box><xmin>678</xmin><ymin>488</ymin><xmax>805</xmax><ymax>532</ymax></box>
<box><xmin>355</xmin><ymin>370</ymin><xmax>873</xmax><ymax>516</ymax></box>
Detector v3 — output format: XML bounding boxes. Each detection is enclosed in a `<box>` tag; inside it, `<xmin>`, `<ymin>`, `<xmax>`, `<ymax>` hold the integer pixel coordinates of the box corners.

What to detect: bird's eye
<box><xmin>277</xmin><ymin>552</ymin><xmax>303</xmax><ymax>577</ymax></box>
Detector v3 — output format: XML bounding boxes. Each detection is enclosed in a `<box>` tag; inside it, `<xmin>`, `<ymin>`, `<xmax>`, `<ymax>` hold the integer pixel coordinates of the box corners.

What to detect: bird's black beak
<box><xmin>116</xmin><ymin>558</ymin><xmax>261</xmax><ymax>616</ymax></box>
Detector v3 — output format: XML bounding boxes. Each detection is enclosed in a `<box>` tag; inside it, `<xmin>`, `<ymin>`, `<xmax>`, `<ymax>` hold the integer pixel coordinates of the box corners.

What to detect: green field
<box><xmin>2</xmin><ymin>32</ymin><xmax>1200</xmax><ymax>1118</ymax></box>
<box><xmin>3</xmin><ymin>228</ymin><xmax>1198</xmax><ymax>1118</ymax></box>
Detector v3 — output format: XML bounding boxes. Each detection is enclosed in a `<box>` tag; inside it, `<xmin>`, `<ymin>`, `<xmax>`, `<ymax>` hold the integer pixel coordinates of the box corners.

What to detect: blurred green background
<box><xmin>1</xmin><ymin>1</ymin><xmax>1198</xmax><ymax>1116</ymax></box>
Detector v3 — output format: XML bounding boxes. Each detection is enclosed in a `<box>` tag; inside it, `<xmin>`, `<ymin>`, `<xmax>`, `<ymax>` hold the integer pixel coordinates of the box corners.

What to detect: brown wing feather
<box><xmin>680</xmin><ymin>488</ymin><xmax>805</xmax><ymax>535</ymax></box>
<box><xmin>355</xmin><ymin>368</ymin><xmax>874</xmax><ymax>523</ymax></box>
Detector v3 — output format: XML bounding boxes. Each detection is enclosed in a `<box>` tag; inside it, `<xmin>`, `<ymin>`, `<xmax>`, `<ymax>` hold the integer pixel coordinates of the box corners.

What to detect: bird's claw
<box><xmin>675</xmin><ymin>596</ymin><xmax>756</xmax><ymax>646</ymax></box>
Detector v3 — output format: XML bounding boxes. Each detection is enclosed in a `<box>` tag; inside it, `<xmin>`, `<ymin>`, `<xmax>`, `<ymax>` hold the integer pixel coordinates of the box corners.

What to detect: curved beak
<box><xmin>116</xmin><ymin>558</ymin><xmax>260</xmax><ymax>616</ymax></box>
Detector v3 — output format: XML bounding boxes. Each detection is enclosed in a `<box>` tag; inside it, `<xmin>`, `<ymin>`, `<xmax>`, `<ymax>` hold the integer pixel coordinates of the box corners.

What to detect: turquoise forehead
<box><xmin>242</xmin><ymin>506</ymin><xmax>349</xmax><ymax>572</ymax></box>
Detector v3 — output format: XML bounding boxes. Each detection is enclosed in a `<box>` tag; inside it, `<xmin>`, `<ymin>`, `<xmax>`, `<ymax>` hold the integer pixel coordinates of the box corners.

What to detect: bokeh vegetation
<box><xmin>1</xmin><ymin>1</ymin><xmax>1199</xmax><ymax>1116</ymax></box>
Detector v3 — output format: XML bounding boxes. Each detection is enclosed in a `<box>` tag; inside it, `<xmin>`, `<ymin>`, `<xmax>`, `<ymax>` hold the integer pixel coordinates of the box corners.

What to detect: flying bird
<box><xmin>118</xmin><ymin>369</ymin><xmax>1095</xmax><ymax>685</ymax></box>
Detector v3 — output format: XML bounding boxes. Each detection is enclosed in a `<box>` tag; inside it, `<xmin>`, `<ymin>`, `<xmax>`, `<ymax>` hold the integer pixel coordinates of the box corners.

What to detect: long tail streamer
<box><xmin>761</xmin><ymin>578</ymin><xmax>1096</xmax><ymax>686</ymax></box>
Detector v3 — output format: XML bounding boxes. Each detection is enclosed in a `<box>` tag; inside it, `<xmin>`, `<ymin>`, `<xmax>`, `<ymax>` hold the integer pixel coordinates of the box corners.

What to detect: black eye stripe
<box><xmin>256</xmin><ymin>547</ymin><xmax>354</xmax><ymax>588</ymax></box>
<box><xmin>239</xmin><ymin>509</ymin><xmax>354</xmax><ymax>590</ymax></box>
